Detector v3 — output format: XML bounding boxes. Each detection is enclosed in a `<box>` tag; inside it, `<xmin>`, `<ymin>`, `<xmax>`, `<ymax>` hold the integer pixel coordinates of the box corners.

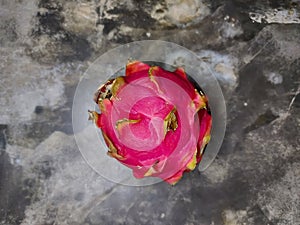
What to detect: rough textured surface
<box><xmin>0</xmin><ymin>0</ymin><xmax>299</xmax><ymax>225</ymax></box>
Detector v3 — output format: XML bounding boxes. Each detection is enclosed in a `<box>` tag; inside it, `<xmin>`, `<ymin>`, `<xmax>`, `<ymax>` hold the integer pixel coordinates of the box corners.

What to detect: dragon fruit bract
<box><xmin>89</xmin><ymin>61</ymin><xmax>212</xmax><ymax>184</ymax></box>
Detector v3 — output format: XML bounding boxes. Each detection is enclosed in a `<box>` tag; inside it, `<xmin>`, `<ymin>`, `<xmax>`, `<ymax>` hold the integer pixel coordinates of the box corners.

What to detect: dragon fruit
<box><xmin>89</xmin><ymin>60</ymin><xmax>212</xmax><ymax>184</ymax></box>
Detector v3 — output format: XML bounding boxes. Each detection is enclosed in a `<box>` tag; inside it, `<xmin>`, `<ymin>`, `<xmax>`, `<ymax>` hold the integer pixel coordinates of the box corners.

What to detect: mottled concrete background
<box><xmin>0</xmin><ymin>0</ymin><xmax>300</xmax><ymax>224</ymax></box>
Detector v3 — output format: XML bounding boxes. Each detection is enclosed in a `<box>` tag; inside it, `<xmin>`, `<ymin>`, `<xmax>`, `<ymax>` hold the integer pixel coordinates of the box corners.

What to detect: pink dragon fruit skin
<box><xmin>89</xmin><ymin>60</ymin><xmax>212</xmax><ymax>185</ymax></box>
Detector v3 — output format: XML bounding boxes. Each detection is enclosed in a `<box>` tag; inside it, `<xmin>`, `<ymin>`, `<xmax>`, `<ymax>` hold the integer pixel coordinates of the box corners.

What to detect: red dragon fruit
<box><xmin>89</xmin><ymin>60</ymin><xmax>212</xmax><ymax>185</ymax></box>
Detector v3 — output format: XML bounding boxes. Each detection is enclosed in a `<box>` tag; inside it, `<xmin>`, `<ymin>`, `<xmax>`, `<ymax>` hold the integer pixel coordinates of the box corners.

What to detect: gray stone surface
<box><xmin>0</xmin><ymin>0</ymin><xmax>299</xmax><ymax>225</ymax></box>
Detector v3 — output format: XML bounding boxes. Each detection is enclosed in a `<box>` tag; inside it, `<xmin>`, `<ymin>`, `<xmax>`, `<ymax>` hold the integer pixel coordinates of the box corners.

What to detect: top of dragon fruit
<box><xmin>89</xmin><ymin>60</ymin><xmax>212</xmax><ymax>184</ymax></box>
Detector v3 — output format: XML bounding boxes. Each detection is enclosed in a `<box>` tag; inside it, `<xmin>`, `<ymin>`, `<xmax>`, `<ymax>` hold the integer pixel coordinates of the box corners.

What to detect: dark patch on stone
<box><xmin>107</xmin><ymin>8</ymin><xmax>157</xmax><ymax>28</ymax></box>
<box><xmin>101</xmin><ymin>18</ymin><xmax>118</xmax><ymax>35</ymax></box>
<box><xmin>34</xmin><ymin>160</ymin><xmax>54</xmax><ymax>179</ymax></box>
<box><xmin>0</xmin><ymin>152</ymin><xmax>31</xmax><ymax>225</ymax></box>
<box><xmin>19</xmin><ymin>122</ymin><xmax>55</xmax><ymax>143</ymax></box>
<box><xmin>106</xmin><ymin>7</ymin><xmax>128</xmax><ymax>15</ymax></box>
<box><xmin>22</xmin><ymin>178</ymin><xmax>39</xmax><ymax>204</ymax></box>
<box><xmin>6</xmin><ymin>120</ymin><xmax>63</xmax><ymax>148</ymax></box>
<box><xmin>34</xmin><ymin>106</ymin><xmax>44</xmax><ymax>114</ymax></box>
<box><xmin>35</xmin><ymin>10</ymin><xmax>64</xmax><ymax>36</ymax></box>
<box><xmin>155</xmin><ymin>8</ymin><xmax>165</xmax><ymax>14</ymax></box>
<box><xmin>31</xmin><ymin>0</ymin><xmax>92</xmax><ymax>62</ymax></box>
<box><xmin>238</xmin><ymin>16</ymin><xmax>266</xmax><ymax>41</ymax></box>
<box><xmin>53</xmin><ymin>82</ymin><xmax>77</xmax><ymax>135</ymax></box>
<box><xmin>60</xmin><ymin>33</ymin><xmax>92</xmax><ymax>62</ymax></box>
<box><xmin>0</xmin><ymin>125</ymin><xmax>7</xmax><ymax>150</ymax></box>
<box><xmin>95</xmin><ymin>6</ymin><xmax>101</xmax><ymax>17</ymax></box>
<box><xmin>74</xmin><ymin>192</ymin><xmax>84</xmax><ymax>201</ymax></box>
<box><xmin>223</xmin><ymin>1</ymin><xmax>240</xmax><ymax>19</ymax></box>
<box><xmin>34</xmin><ymin>0</ymin><xmax>64</xmax><ymax>36</ymax></box>
<box><xmin>38</xmin><ymin>0</ymin><xmax>63</xmax><ymax>11</ymax></box>
<box><xmin>95</xmin><ymin>5</ymin><xmax>105</xmax><ymax>25</ymax></box>
<box><xmin>132</xmin><ymin>0</ymin><xmax>165</xmax><ymax>11</ymax></box>
<box><xmin>268</xmin><ymin>0</ymin><xmax>291</xmax><ymax>9</ymax></box>
<box><xmin>269</xmin><ymin>0</ymin><xmax>283</xmax><ymax>9</ymax></box>
<box><xmin>245</xmin><ymin>109</ymin><xmax>279</xmax><ymax>132</ymax></box>
<box><xmin>100</xmin><ymin>6</ymin><xmax>156</xmax><ymax>35</ymax></box>
<box><xmin>224</xmin><ymin>1</ymin><xmax>266</xmax><ymax>41</ymax></box>
<box><xmin>114</xmin><ymin>34</ymin><xmax>133</xmax><ymax>44</ymax></box>
<box><xmin>210</xmin><ymin>1</ymin><xmax>225</xmax><ymax>12</ymax></box>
